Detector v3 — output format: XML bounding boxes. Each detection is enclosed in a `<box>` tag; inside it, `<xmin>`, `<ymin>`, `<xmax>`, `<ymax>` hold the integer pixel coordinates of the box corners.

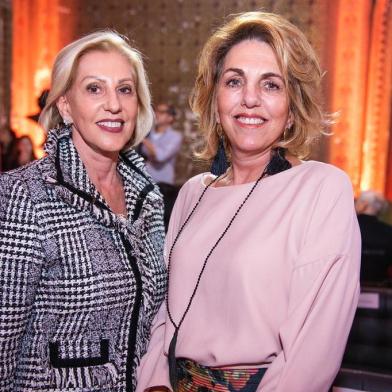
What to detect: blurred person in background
<box><xmin>6</xmin><ymin>135</ymin><xmax>37</xmax><ymax>170</ymax></box>
<box><xmin>0</xmin><ymin>127</ymin><xmax>17</xmax><ymax>172</ymax></box>
<box><xmin>141</xmin><ymin>103</ymin><xmax>183</xmax><ymax>186</ymax></box>
<box><xmin>0</xmin><ymin>30</ymin><xmax>166</xmax><ymax>391</ymax></box>
<box><xmin>355</xmin><ymin>190</ymin><xmax>392</xmax><ymax>284</ymax></box>
<box><xmin>16</xmin><ymin>135</ymin><xmax>36</xmax><ymax>166</ymax></box>
<box><xmin>141</xmin><ymin>103</ymin><xmax>183</xmax><ymax>230</ymax></box>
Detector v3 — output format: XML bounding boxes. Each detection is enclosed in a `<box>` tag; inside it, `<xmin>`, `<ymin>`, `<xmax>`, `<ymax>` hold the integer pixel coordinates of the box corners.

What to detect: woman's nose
<box><xmin>241</xmin><ymin>84</ymin><xmax>262</xmax><ymax>108</ymax></box>
<box><xmin>104</xmin><ymin>90</ymin><xmax>121</xmax><ymax>113</ymax></box>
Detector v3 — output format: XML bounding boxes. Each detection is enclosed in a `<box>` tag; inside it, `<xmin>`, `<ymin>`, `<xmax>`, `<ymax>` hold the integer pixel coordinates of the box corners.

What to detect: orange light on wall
<box><xmin>329</xmin><ymin>0</ymin><xmax>372</xmax><ymax>195</ymax></box>
<box><xmin>360</xmin><ymin>0</ymin><xmax>392</xmax><ymax>193</ymax></box>
<box><xmin>330</xmin><ymin>0</ymin><xmax>392</xmax><ymax>197</ymax></box>
<box><xmin>12</xmin><ymin>0</ymin><xmax>61</xmax><ymax>158</ymax></box>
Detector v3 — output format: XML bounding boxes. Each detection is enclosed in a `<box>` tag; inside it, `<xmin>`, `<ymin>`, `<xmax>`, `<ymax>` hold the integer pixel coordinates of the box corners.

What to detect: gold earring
<box><xmin>216</xmin><ymin>123</ymin><xmax>223</xmax><ymax>137</ymax></box>
<box><xmin>283</xmin><ymin>124</ymin><xmax>293</xmax><ymax>141</ymax></box>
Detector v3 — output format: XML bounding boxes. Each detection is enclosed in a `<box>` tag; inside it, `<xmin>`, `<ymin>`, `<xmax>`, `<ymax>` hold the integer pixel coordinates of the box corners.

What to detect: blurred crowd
<box><xmin>0</xmin><ymin>128</ymin><xmax>36</xmax><ymax>172</ymax></box>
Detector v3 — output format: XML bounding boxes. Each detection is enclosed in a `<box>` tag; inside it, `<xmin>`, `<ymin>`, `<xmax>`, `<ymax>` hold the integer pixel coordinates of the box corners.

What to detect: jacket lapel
<box><xmin>41</xmin><ymin>126</ymin><xmax>157</xmax><ymax>238</ymax></box>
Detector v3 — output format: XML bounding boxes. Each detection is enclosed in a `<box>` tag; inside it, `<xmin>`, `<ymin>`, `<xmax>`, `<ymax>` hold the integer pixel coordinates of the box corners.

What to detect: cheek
<box><xmin>265</xmin><ymin>96</ymin><xmax>289</xmax><ymax>118</ymax></box>
<box><xmin>217</xmin><ymin>89</ymin><xmax>236</xmax><ymax>116</ymax></box>
<box><xmin>68</xmin><ymin>98</ymin><xmax>98</xmax><ymax>122</ymax></box>
<box><xmin>126</xmin><ymin>97</ymin><xmax>139</xmax><ymax>118</ymax></box>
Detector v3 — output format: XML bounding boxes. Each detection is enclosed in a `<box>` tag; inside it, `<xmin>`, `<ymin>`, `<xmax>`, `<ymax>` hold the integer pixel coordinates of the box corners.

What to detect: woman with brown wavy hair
<box><xmin>137</xmin><ymin>12</ymin><xmax>360</xmax><ymax>392</ymax></box>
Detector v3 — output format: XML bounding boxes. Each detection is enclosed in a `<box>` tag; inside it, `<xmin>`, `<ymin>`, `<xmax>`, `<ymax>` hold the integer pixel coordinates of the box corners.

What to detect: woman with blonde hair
<box><xmin>136</xmin><ymin>11</ymin><xmax>360</xmax><ymax>392</ymax></box>
<box><xmin>0</xmin><ymin>31</ymin><xmax>166</xmax><ymax>391</ymax></box>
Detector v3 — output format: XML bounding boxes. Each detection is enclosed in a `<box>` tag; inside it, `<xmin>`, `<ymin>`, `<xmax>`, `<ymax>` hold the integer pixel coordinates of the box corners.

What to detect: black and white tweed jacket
<box><xmin>0</xmin><ymin>126</ymin><xmax>167</xmax><ymax>391</ymax></box>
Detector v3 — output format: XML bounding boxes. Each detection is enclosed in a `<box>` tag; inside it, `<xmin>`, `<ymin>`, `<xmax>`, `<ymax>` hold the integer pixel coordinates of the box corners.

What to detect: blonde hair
<box><xmin>190</xmin><ymin>11</ymin><xmax>330</xmax><ymax>161</ymax></box>
<box><xmin>39</xmin><ymin>30</ymin><xmax>153</xmax><ymax>147</ymax></box>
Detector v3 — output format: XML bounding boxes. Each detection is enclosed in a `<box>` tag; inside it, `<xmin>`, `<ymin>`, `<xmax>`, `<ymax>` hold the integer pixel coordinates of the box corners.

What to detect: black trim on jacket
<box><xmin>49</xmin><ymin>340</ymin><xmax>109</xmax><ymax>368</ymax></box>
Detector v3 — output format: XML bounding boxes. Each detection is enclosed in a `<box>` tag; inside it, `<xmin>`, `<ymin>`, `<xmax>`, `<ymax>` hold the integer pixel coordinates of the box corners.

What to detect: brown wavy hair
<box><xmin>190</xmin><ymin>11</ymin><xmax>330</xmax><ymax>161</ymax></box>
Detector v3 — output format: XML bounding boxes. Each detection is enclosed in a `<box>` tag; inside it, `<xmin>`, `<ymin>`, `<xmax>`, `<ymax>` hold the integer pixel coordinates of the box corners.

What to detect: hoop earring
<box><xmin>210</xmin><ymin>129</ymin><xmax>229</xmax><ymax>176</ymax></box>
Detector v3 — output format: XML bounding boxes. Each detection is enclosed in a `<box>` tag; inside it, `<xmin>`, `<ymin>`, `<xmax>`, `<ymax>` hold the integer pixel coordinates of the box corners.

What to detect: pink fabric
<box><xmin>136</xmin><ymin>161</ymin><xmax>361</xmax><ymax>392</ymax></box>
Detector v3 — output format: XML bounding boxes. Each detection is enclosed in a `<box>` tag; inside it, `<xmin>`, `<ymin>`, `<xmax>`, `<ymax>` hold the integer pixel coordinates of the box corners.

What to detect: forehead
<box><xmin>74</xmin><ymin>49</ymin><xmax>135</xmax><ymax>80</ymax></box>
<box><xmin>223</xmin><ymin>39</ymin><xmax>281</xmax><ymax>73</ymax></box>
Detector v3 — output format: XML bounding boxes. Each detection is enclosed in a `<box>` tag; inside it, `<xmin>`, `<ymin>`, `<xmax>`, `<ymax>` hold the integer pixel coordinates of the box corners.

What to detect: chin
<box><xmin>94</xmin><ymin>143</ymin><xmax>124</xmax><ymax>156</ymax></box>
<box><xmin>101</xmin><ymin>138</ymin><xmax>129</xmax><ymax>151</ymax></box>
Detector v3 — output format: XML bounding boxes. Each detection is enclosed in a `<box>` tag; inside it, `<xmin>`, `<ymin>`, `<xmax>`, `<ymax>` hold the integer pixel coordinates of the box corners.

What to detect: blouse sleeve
<box><xmin>136</xmin><ymin>180</ymin><xmax>191</xmax><ymax>392</ymax></box>
<box><xmin>0</xmin><ymin>174</ymin><xmax>45</xmax><ymax>391</ymax></box>
<box><xmin>258</xmin><ymin>170</ymin><xmax>361</xmax><ymax>392</ymax></box>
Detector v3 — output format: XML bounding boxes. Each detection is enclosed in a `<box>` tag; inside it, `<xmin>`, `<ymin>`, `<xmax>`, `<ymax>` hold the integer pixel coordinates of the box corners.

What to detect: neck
<box><xmin>155</xmin><ymin>124</ymin><xmax>170</xmax><ymax>133</ymax></box>
<box><xmin>229</xmin><ymin>149</ymin><xmax>272</xmax><ymax>185</ymax></box>
<box><xmin>72</xmin><ymin>132</ymin><xmax>120</xmax><ymax>190</ymax></box>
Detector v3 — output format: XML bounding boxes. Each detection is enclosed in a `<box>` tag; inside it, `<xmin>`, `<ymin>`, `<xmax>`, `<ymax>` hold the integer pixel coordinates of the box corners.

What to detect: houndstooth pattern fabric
<box><xmin>0</xmin><ymin>126</ymin><xmax>167</xmax><ymax>391</ymax></box>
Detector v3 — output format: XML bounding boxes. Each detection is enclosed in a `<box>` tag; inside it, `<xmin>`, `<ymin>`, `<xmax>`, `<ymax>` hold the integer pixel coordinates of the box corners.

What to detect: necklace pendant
<box><xmin>168</xmin><ymin>328</ymin><xmax>179</xmax><ymax>391</ymax></box>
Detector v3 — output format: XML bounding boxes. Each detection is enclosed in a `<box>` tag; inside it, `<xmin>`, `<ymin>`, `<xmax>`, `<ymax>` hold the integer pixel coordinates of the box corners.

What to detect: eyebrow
<box><xmin>222</xmin><ymin>68</ymin><xmax>283</xmax><ymax>80</ymax></box>
<box><xmin>81</xmin><ymin>76</ymin><xmax>135</xmax><ymax>83</ymax></box>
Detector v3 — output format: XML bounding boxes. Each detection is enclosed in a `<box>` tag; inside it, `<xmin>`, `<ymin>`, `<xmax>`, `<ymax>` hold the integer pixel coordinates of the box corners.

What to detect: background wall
<box><xmin>11</xmin><ymin>0</ymin><xmax>78</xmax><ymax>157</ymax></box>
<box><xmin>329</xmin><ymin>0</ymin><xmax>392</xmax><ymax>197</ymax></box>
<box><xmin>0</xmin><ymin>0</ymin><xmax>11</xmax><ymax>131</ymax></box>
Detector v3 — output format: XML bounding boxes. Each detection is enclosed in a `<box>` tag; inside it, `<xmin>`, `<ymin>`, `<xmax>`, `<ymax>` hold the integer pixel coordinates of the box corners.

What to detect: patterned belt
<box><xmin>176</xmin><ymin>359</ymin><xmax>267</xmax><ymax>392</ymax></box>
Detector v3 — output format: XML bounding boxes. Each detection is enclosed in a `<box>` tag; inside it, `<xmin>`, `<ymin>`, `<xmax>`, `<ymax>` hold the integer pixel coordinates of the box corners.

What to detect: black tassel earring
<box><xmin>210</xmin><ymin>135</ymin><xmax>229</xmax><ymax>176</ymax></box>
<box><xmin>266</xmin><ymin>148</ymin><xmax>292</xmax><ymax>175</ymax></box>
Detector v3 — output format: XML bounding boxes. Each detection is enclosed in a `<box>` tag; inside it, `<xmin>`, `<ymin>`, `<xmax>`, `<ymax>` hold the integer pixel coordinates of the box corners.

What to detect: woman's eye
<box><xmin>119</xmin><ymin>85</ymin><xmax>133</xmax><ymax>94</ymax></box>
<box><xmin>86</xmin><ymin>84</ymin><xmax>101</xmax><ymax>94</ymax></box>
<box><xmin>226</xmin><ymin>78</ymin><xmax>242</xmax><ymax>88</ymax></box>
<box><xmin>263</xmin><ymin>80</ymin><xmax>281</xmax><ymax>91</ymax></box>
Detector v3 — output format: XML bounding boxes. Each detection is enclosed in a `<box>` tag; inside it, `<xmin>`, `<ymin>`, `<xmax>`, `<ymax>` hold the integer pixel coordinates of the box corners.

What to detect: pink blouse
<box><xmin>136</xmin><ymin>161</ymin><xmax>361</xmax><ymax>392</ymax></box>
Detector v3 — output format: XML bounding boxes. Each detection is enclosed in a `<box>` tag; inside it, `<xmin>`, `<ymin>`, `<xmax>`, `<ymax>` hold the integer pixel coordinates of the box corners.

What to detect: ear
<box><xmin>215</xmin><ymin>109</ymin><xmax>221</xmax><ymax>124</ymax></box>
<box><xmin>212</xmin><ymin>93</ymin><xmax>221</xmax><ymax>124</ymax></box>
<box><xmin>285</xmin><ymin>111</ymin><xmax>294</xmax><ymax>129</ymax></box>
<box><xmin>56</xmin><ymin>95</ymin><xmax>73</xmax><ymax>124</ymax></box>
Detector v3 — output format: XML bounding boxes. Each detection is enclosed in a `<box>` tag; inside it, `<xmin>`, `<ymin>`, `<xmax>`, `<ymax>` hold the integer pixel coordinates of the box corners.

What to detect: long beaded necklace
<box><xmin>166</xmin><ymin>149</ymin><xmax>291</xmax><ymax>391</ymax></box>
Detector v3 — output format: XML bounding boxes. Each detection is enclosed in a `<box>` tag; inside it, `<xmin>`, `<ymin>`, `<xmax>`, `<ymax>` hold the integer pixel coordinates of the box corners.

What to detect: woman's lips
<box><xmin>234</xmin><ymin>114</ymin><xmax>266</xmax><ymax>126</ymax></box>
<box><xmin>96</xmin><ymin>120</ymin><xmax>124</xmax><ymax>133</ymax></box>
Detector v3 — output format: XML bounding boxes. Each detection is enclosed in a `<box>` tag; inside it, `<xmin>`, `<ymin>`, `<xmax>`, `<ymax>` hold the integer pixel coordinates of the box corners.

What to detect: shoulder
<box><xmin>299</xmin><ymin>161</ymin><xmax>353</xmax><ymax>193</ymax></box>
<box><xmin>0</xmin><ymin>160</ymin><xmax>47</xmax><ymax>216</ymax></box>
<box><xmin>174</xmin><ymin>172</ymin><xmax>206</xmax><ymax>203</ymax></box>
<box><xmin>1</xmin><ymin>157</ymin><xmax>62</xmax><ymax>212</ymax></box>
<box><xmin>294</xmin><ymin>162</ymin><xmax>356</xmax><ymax>222</ymax></box>
<box><xmin>165</xmin><ymin>173</ymin><xmax>207</xmax><ymax>234</ymax></box>
<box><xmin>0</xmin><ymin>158</ymin><xmax>45</xmax><ymax>192</ymax></box>
<box><xmin>300</xmin><ymin>160</ymin><xmax>349</xmax><ymax>179</ymax></box>
<box><xmin>180</xmin><ymin>172</ymin><xmax>206</xmax><ymax>191</ymax></box>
